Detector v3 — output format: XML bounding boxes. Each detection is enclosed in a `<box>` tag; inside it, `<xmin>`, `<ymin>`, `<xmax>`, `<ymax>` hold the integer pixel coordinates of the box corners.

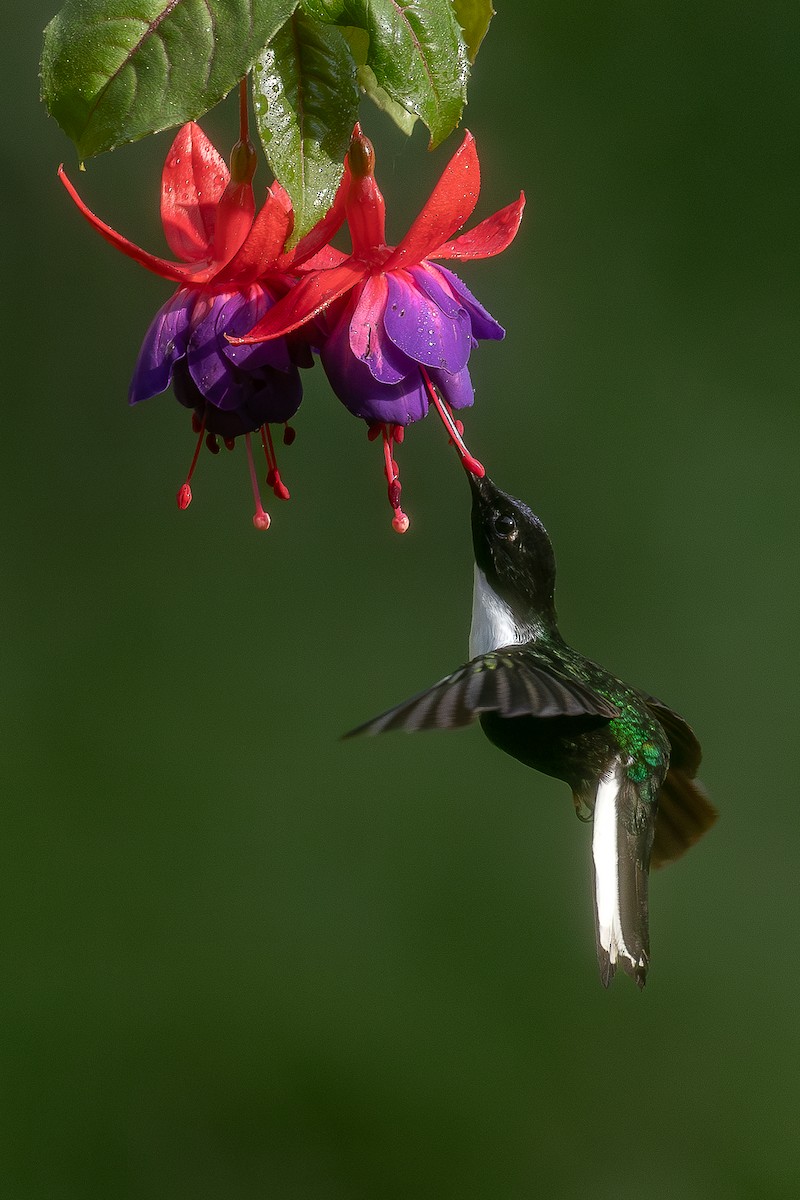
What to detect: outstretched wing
<box><xmin>638</xmin><ymin>691</ymin><xmax>703</xmax><ymax>776</ymax></box>
<box><xmin>345</xmin><ymin>650</ymin><xmax>619</xmax><ymax>738</ymax></box>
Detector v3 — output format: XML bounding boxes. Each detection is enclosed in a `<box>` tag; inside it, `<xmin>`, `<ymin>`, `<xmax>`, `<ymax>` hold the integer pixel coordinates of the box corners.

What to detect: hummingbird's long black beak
<box><xmin>468</xmin><ymin>472</ymin><xmax>498</xmax><ymax>576</ymax></box>
<box><xmin>467</xmin><ymin>470</ymin><xmax>494</xmax><ymax>503</ymax></box>
<box><xmin>467</xmin><ymin>471</ymin><xmax>503</xmax><ymax>528</ymax></box>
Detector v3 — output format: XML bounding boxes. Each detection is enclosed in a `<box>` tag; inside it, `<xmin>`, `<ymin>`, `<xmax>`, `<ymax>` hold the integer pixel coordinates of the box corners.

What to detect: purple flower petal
<box><xmin>408</xmin><ymin>264</ymin><xmax>465</xmax><ymax>320</ymax></box>
<box><xmin>288</xmin><ymin>336</ymin><xmax>314</xmax><ymax>370</ymax></box>
<box><xmin>430</xmin><ymin>264</ymin><xmax>505</xmax><ymax>342</ymax></box>
<box><xmin>221</xmin><ymin>285</ymin><xmax>293</xmax><ymax>372</ymax></box>
<box><xmin>427</xmin><ymin>364</ymin><xmax>475</xmax><ymax>411</ymax></box>
<box><xmin>129</xmin><ymin>290</ymin><xmax>193</xmax><ymax>404</ymax></box>
<box><xmin>171</xmin><ymin>358</ymin><xmax>204</xmax><ymax>410</ymax></box>
<box><xmin>347</xmin><ymin>276</ymin><xmax>409</xmax><ymax>385</ymax></box>
<box><xmin>240</xmin><ymin>365</ymin><xmax>303</xmax><ymax>426</ymax></box>
<box><xmin>383</xmin><ymin>271</ymin><xmax>471</xmax><ymax>374</ymax></box>
<box><xmin>186</xmin><ymin>294</ymin><xmax>241</xmax><ymax>410</ymax></box>
<box><xmin>172</xmin><ymin>358</ymin><xmax>303</xmax><ymax>435</ymax></box>
<box><xmin>322</xmin><ymin>306</ymin><xmax>429</xmax><ymax>425</ymax></box>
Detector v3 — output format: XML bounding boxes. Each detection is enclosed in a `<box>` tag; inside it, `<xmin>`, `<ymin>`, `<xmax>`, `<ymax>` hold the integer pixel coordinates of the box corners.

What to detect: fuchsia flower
<box><xmin>232</xmin><ymin>129</ymin><xmax>525</xmax><ymax>532</ymax></box>
<box><xmin>60</xmin><ymin>104</ymin><xmax>346</xmax><ymax>528</ymax></box>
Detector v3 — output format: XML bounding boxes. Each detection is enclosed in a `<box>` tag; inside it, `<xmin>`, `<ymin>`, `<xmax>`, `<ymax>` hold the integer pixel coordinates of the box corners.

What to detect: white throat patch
<box><xmin>469</xmin><ymin>565</ymin><xmax>526</xmax><ymax>658</ymax></box>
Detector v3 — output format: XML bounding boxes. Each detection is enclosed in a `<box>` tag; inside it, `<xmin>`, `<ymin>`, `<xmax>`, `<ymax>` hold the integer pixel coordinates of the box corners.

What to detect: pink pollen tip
<box><xmin>392</xmin><ymin>511</ymin><xmax>410</xmax><ymax>534</ymax></box>
<box><xmin>177</xmin><ymin>483</ymin><xmax>192</xmax><ymax>510</ymax></box>
<box><xmin>253</xmin><ymin>511</ymin><xmax>271</xmax><ymax>531</ymax></box>
<box><xmin>464</xmin><ymin>456</ymin><xmax>485</xmax><ymax>478</ymax></box>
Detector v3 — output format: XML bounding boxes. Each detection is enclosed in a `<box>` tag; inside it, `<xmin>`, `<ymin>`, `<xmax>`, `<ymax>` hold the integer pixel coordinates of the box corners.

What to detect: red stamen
<box><xmin>224</xmin><ymin>437</ymin><xmax>235</xmax><ymax>451</ymax></box>
<box><xmin>367</xmin><ymin>423</ymin><xmax>383</xmax><ymax>442</ymax></box>
<box><xmin>272</xmin><ymin>472</ymin><xmax>290</xmax><ymax>501</ymax></box>
<box><xmin>177</xmin><ymin>408</ymin><xmax>208</xmax><ymax>509</ymax></box>
<box><xmin>421</xmin><ymin>369</ymin><xmax>485</xmax><ymax>477</ymax></box>
<box><xmin>245</xmin><ymin>433</ymin><xmax>271</xmax><ymax>530</ymax></box>
<box><xmin>283</xmin><ymin>423</ymin><xmax>296</xmax><ymax>446</ymax></box>
<box><xmin>392</xmin><ymin>424</ymin><xmax>405</xmax><ymax>444</ymax></box>
<box><xmin>380</xmin><ymin>425</ymin><xmax>410</xmax><ymax>534</ymax></box>
<box><xmin>206</xmin><ymin>433</ymin><xmax>220</xmax><ymax>455</ymax></box>
<box><xmin>260</xmin><ymin>425</ymin><xmax>275</xmax><ymax>472</ymax></box>
<box><xmin>260</xmin><ymin>425</ymin><xmax>290</xmax><ymax>500</ymax></box>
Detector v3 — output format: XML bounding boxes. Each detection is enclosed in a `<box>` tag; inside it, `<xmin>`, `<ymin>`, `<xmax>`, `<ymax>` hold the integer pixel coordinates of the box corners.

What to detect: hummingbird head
<box><xmin>468</xmin><ymin>473</ymin><xmax>557</xmax><ymax>625</ymax></box>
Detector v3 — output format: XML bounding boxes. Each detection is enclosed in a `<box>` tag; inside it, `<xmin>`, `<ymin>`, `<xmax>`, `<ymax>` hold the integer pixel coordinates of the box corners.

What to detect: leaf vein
<box><xmin>289</xmin><ymin>14</ymin><xmax>307</xmax><ymax>205</ymax></box>
<box><xmin>85</xmin><ymin>0</ymin><xmax>186</xmax><ymax>127</ymax></box>
<box><xmin>388</xmin><ymin>0</ymin><xmax>439</xmax><ymax>112</ymax></box>
<box><xmin>198</xmin><ymin>0</ymin><xmax>218</xmax><ymax>89</ymax></box>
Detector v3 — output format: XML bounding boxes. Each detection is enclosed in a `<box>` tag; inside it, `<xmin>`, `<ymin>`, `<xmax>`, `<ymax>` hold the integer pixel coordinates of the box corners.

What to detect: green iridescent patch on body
<box><xmin>588</xmin><ymin>687</ymin><xmax>670</xmax><ymax>789</ymax></box>
<box><xmin>613</xmin><ymin>710</ymin><xmax>668</xmax><ymax>782</ymax></box>
<box><xmin>609</xmin><ymin>701</ymin><xmax>661</xmax><ymax>748</ymax></box>
<box><xmin>524</xmin><ymin>638</ymin><xmax>670</xmax><ymax>793</ymax></box>
<box><xmin>640</xmin><ymin>740</ymin><xmax>663</xmax><ymax>766</ymax></box>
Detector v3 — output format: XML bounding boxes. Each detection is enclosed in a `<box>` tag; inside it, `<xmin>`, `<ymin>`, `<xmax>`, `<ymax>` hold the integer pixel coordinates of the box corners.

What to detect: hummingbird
<box><xmin>347</xmin><ymin>474</ymin><xmax>717</xmax><ymax>987</ymax></box>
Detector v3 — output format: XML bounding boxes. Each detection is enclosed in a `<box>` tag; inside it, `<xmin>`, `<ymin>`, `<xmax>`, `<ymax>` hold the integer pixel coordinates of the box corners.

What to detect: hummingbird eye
<box><xmin>493</xmin><ymin>513</ymin><xmax>517</xmax><ymax>538</ymax></box>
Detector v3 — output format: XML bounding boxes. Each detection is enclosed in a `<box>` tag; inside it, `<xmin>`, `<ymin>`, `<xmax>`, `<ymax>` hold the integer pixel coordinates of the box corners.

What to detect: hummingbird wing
<box><xmin>345</xmin><ymin>650</ymin><xmax>619</xmax><ymax>737</ymax></box>
<box><xmin>637</xmin><ymin>692</ymin><xmax>718</xmax><ymax>868</ymax></box>
<box><xmin>638</xmin><ymin>692</ymin><xmax>703</xmax><ymax>774</ymax></box>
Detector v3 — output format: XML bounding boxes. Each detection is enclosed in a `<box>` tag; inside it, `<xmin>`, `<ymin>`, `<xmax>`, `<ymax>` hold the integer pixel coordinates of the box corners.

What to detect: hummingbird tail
<box><xmin>651</xmin><ymin>771</ymin><xmax>718</xmax><ymax>869</ymax></box>
<box><xmin>590</xmin><ymin>763</ymin><xmax>652</xmax><ymax>989</ymax></box>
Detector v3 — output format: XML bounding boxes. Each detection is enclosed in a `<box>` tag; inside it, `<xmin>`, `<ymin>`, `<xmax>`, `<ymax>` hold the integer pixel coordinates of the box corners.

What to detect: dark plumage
<box><xmin>347</xmin><ymin>474</ymin><xmax>717</xmax><ymax>986</ymax></box>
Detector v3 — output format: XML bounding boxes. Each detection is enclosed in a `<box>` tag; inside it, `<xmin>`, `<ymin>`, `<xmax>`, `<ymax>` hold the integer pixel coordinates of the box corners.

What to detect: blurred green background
<box><xmin>3</xmin><ymin>3</ymin><xmax>799</xmax><ymax>1196</ymax></box>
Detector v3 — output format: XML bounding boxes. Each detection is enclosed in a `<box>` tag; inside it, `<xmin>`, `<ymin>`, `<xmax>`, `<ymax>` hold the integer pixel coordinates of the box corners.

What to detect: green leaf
<box><xmin>451</xmin><ymin>0</ymin><xmax>494</xmax><ymax>63</ymax></box>
<box><xmin>302</xmin><ymin>0</ymin><xmax>468</xmax><ymax>148</ymax></box>
<box><xmin>342</xmin><ymin>27</ymin><xmax>417</xmax><ymax>137</ymax></box>
<box><xmin>253</xmin><ymin>11</ymin><xmax>358</xmax><ymax>246</ymax></box>
<box><xmin>41</xmin><ymin>0</ymin><xmax>299</xmax><ymax>159</ymax></box>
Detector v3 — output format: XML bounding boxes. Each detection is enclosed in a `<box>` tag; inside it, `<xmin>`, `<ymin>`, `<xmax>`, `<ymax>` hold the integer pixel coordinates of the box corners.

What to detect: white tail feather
<box><xmin>592</xmin><ymin>763</ymin><xmax>647</xmax><ymax>979</ymax></box>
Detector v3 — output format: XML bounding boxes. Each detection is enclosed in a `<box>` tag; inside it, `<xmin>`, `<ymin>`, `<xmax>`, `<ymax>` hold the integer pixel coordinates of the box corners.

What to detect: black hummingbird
<box><xmin>347</xmin><ymin>474</ymin><xmax>717</xmax><ymax>987</ymax></box>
